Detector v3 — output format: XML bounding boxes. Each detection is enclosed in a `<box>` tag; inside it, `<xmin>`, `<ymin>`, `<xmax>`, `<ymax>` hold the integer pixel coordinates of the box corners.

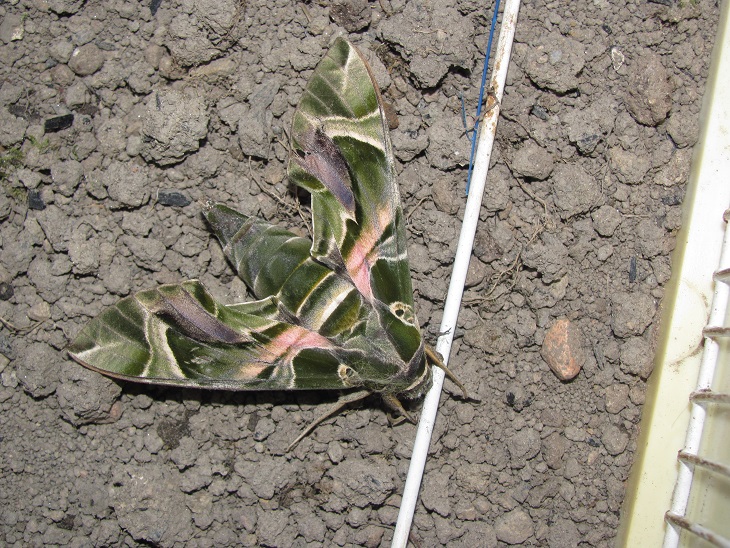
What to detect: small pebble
<box><xmin>495</xmin><ymin>508</ymin><xmax>534</xmax><ymax>544</ymax></box>
<box><xmin>605</xmin><ymin>384</ymin><xmax>629</xmax><ymax>414</ymax></box>
<box><xmin>27</xmin><ymin>189</ymin><xmax>46</xmax><ymax>210</ymax></box>
<box><xmin>157</xmin><ymin>190</ymin><xmax>191</xmax><ymax>207</ymax></box>
<box><xmin>27</xmin><ymin>301</ymin><xmax>50</xmax><ymax>322</ymax></box>
<box><xmin>68</xmin><ymin>43</ymin><xmax>105</xmax><ymax>76</ymax></box>
<box><xmin>541</xmin><ymin>318</ymin><xmax>586</xmax><ymax>380</ymax></box>
<box><xmin>0</xmin><ymin>282</ymin><xmax>13</xmax><ymax>301</ymax></box>
<box><xmin>44</xmin><ymin>114</ymin><xmax>74</xmax><ymax>132</ymax></box>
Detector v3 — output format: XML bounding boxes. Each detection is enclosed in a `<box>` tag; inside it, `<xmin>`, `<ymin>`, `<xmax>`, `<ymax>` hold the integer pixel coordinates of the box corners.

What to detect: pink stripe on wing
<box><xmin>266</xmin><ymin>325</ymin><xmax>335</xmax><ymax>361</ymax></box>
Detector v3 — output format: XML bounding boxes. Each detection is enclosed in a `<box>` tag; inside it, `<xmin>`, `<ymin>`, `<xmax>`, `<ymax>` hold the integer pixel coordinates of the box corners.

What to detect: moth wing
<box><xmin>68</xmin><ymin>280</ymin><xmax>357</xmax><ymax>391</ymax></box>
<box><xmin>289</xmin><ymin>38</ymin><xmax>415</xmax><ymax>309</ymax></box>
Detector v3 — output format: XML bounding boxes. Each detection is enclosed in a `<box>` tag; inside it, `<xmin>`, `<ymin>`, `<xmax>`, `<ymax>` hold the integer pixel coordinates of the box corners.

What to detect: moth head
<box><xmin>398</xmin><ymin>355</ymin><xmax>432</xmax><ymax>401</ymax></box>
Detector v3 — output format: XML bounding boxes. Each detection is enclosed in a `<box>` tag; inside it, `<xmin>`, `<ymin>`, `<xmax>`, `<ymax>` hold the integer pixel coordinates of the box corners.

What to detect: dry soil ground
<box><xmin>0</xmin><ymin>0</ymin><xmax>720</xmax><ymax>546</ymax></box>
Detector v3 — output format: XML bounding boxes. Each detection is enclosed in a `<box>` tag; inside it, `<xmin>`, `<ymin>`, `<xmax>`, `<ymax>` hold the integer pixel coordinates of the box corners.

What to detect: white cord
<box><xmin>391</xmin><ymin>1</ymin><xmax>522</xmax><ymax>545</ymax></box>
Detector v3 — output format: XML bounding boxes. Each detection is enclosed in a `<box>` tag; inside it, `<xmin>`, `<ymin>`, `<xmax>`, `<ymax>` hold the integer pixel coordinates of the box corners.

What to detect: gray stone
<box><xmin>16</xmin><ymin>342</ymin><xmax>60</xmax><ymax>398</ymax></box>
<box><xmin>460</xmin><ymin>520</ymin><xmax>497</xmax><ymax>547</ymax></box>
<box><xmin>27</xmin><ymin>255</ymin><xmax>67</xmax><ymax>304</ymax></box>
<box><xmin>511</xmin><ymin>141</ymin><xmax>554</xmax><ymax>180</ymax></box>
<box><xmin>170</xmin><ymin>437</ymin><xmax>198</xmax><ymax>470</ymax></box>
<box><xmin>541</xmin><ymin>432</ymin><xmax>566</xmax><ymax>469</ymax></box>
<box><xmin>73</xmin><ymin>131</ymin><xmax>98</xmax><ymax>161</ymax></box>
<box><xmin>523</xmin><ymin>32</ymin><xmax>585</xmax><ymax>93</ymax></box>
<box><xmin>47</xmin><ymin>0</ymin><xmax>85</xmax><ymax>15</ymax></box>
<box><xmin>495</xmin><ymin>507</ymin><xmax>534</xmax><ymax>544</ymax></box>
<box><xmin>122</xmin><ymin>236</ymin><xmax>166</xmax><ymax>271</ymax></box>
<box><xmin>0</xmin><ymin>109</ymin><xmax>27</xmax><ymax>147</ymax></box>
<box><xmin>473</xmin><ymin>227</ymin><xmax>502</xmax><ymax>264</ymax></box>
<box><xmin>3</xmin><ymin>228</ymin><xmax>35</xmax><ymax>277</ymax></box>
<box><xmin>508</xmin><ymin>427</ymin><xmax>541</xmax><ymax>467</ymax></box>
<box><xmin>101</xmin><ymin>257</ymin><xmax>132</xmax><ymax>296</ymax></box>
<box><xmin>166</xmin><ymin>0</ymin><xmax>240</xmax><ymax>67</ymax></box>
<box><xmin>35</xmin><ymin>205</ymin><xmax>72</xmax><ymax>252</ymax></box>
<box><xmin>625</xmin><ymin>54</ymin><xmax>672</xmax><ymax>126</ymax></box>
<box><xmin>110</xmin><ymin>464</ymin><xmax>194</xmax><ymax>546</ymax></box>
<box><xmin>654</xmin><ymin>148</ymin><xmax>692</xmax><ymax>187</ymax></box>
<box><xmin>0</xmin><ymin>14</ymin><xmax>23</xmax><ymax>44</ymax></box>
<box><xmin>96</xmin><ymin>117</ymin><xmax>127</xmax><ymax>156</ymax></box>
<box><xmin>0</xmin><ymin>191</ymin><xmax>10</xmax><ymax>221</ymax></box>
<box><xmin>50</xmin><ymin>64</ymin><xmax>75</xmax><ymax>86</ymax></box>
<box><xmin>592</xmin><ymin>205</ymin><xmax>622</xmax><ymax>237</ymax></box>
<box><xmin>605</xmin><ymin>383</ymin><xmax>630</xmax><ymax>413</ymax></box>
<box><xmin>0</xmin><ymin>82</ymin><xmax>23</xmax><ymax>106</ymax></box>
<box><xmin>16</xmin><ymin>168</ymin><xmax>42</xmax><ymax>189</ymax></box>
<box><xmin>380</xmin><ymin>3</ymin><xmax>474</xmax><ymax>87</ymax></box>
<box><xmin>431</xmin><ymin>178</ymin><xmax>459</xmax><ymax>214</ymax></box>
<box><xmin>666</xmin><ymin>107</ymin><xmax>700</xmax><ymax>148</ymax></box>
<box><xmin>233</xmin><ymin>458</ymin><xmax>297</xmax><ymax>500</ymax></box>
<box><xmin>522</xmin><ymin>233</ymin><xmax>568</xmax><ymax>284</ymax></box>
<box><xmin>51</xmin><ymin>160</ymin><xmax>83</xmax><ymax>197</ymax></box>
<box><xmin>65</xmin><ymin>81</ymin><xmax>89</xmax><ymax>107</ymax></box>
<box><xmin>611</xmin><ymin>291</ymin><xmax>655</xmax><ymax>338</ymax></box>
<box><xmin>103</xmin><ymin>162</ymin><xmax>151</xmax><ymax>209</ymax></box>
<box><xmin>548</xmin><ymin>518</ymin><xmax>580</xmax><ymax>548</ymax></box>
<box><xmin>601</xmin><ymin>423</ymin><xmax>629</xmax><ymax>455</ymax></box>
<box><xmin>483</xmin><ymin>166</ymin><xmax>511</xmax><ymax>212</ymax></box>
<box><xmin>636</xmin><ymin>218</ymin><xmax>669</xmax><ymax>258</ymax></box>
<box><xmin>28</xmin><ymin>301</ymin><xmax>51</xmax><ymax>322</ymax></box>
<box><xmin>330</xmin><ymin>0</ymin><xmax>371</xmax><ymax>32</ymax></box>
<box><xmin>49</xmin><ymin>39</ymin><xmax>74</xmax><ymax>64</ymax></box>
<box><xmin>552</xmin><ymin>163</ymin><xmax>602</xmax><ymax>219</ymax></box>
<box><xmin>237</xmin><ymin>79</ymin><xmax>281</xmax><ymax>159</ymax></box>
<box><xmin>609</xmin><ymin>147</ymin><xmax>651</xmax><ymax>185</ymax></box>
<box><xmin>141</xmin><ymin>90</ymin><xmax>209</xmax><ymax>165</ymax></box>
<box><xmin>68</xmin><ymin>44</ymin><xmax>105</xmax><ymax>76</ymax></box>
<box><xmin>426</xmin><ymin>113</ymin><xmax>469</xmax><ymax>169</ymax></box>
<box><xmin>563</xmin><ymin>97</ymin><xmax>618</xmax><ymax>155</ymax></box>
<box><xmin>421</xmin><ymin>470</ymin><xmax>451</xmax><ymax>517</ymax></box>
<box><xmin>620</xmin><ymin>337</ymin><xmax>654</xmax><ymax>379</ymax></box>
<box><xmin>68</xmin><ymin>226</ymin><xmax>100</xmax><ymax>275</ymax></box>
<box><xmin>179</xmin><ymin>457</ymin><xmax>213</xmax><ymax>493</ymax></box>
<box><xmin>121</xmin><ymin>211</ymin><xmax>154</xmax><ymax>237</ymax></box>
<box><xmin>327</xmin><ymin>457</ymin><xmax>396</xmax><ymax>507</ymax></box>
<box><xmin>296</xmin><ymin>510</ymin><xmax>327</xmax><ymax>543</ymax></box>
<box><xmin>392</xmin><ymin>117</ymin><xmax>429</xmax><ymax>162</ymax></box>
<box><xmin>57</xmin><ymin>360</ymin><xmax>122</xmax><ymax>425</ymax></box>
<box><xmin>252</xmin><ymin>417</ymin><xmax>276</xmax><ymax>441</ymax></box>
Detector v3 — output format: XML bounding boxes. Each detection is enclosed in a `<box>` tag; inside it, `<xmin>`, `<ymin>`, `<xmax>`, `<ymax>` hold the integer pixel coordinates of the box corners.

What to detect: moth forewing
<box><xmin>68</xmin><ymin>38</ymin><xmax>438</xmax><ymax>448</ymax></box>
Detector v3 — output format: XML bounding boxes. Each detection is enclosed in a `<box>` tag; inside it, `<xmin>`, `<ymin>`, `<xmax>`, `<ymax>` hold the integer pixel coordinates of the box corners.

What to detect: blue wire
<box><xmin>465</xmin><ymin>0</ymin><xmax>502</xmax><ymax>195</ymax></box>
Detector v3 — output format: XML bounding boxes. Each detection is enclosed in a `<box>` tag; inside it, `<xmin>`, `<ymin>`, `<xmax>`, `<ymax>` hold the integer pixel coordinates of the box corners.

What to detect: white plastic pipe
<box><xmin>391</xmin><ymin>1</ymin><xmax>521</xmax><ymax>546</ymax></box>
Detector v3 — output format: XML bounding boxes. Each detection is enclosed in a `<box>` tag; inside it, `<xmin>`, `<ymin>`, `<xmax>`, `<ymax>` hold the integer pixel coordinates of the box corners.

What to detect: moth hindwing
<box><xmin>68</xmin><ymin>38</ymin><xmax>433</xmax><ymax>440</ymax></box>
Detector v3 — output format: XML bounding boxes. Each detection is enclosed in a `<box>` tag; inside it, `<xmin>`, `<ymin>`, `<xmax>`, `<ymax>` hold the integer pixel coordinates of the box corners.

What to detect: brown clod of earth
<box><xmin>541</xmin><ymin>318</ymin><xmax>586</xmax><ymax>381</ymax></box>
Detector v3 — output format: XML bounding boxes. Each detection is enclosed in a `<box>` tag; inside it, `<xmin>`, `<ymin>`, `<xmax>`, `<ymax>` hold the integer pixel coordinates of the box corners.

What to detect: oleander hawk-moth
<box><xmin>68</xmin><ymin>38</ymin><xmax>463</xmax><ymax>447</ymax></box>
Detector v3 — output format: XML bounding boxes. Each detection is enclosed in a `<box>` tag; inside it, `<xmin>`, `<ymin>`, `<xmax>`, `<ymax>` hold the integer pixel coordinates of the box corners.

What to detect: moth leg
<box><xmin>287</xmin><ymin>389</ymin><xmax>372</xmax><ymax>452</ymax></box>
<box><xmin>382</xmin><ymin>393</ymin><xmax>416</xmax><ymax>424</ymax></box>
<box><xmin>425</xmin><ymin>344</ymin><xmax>471</xmax><ymax>400</ymax></box>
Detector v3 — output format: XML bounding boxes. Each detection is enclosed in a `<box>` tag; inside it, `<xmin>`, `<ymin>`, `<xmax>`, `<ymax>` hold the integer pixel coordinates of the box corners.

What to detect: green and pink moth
<box><xmin>68</xmin><ymin>38</ymin><xmax>463</xmax><ymax>448</ymax></box>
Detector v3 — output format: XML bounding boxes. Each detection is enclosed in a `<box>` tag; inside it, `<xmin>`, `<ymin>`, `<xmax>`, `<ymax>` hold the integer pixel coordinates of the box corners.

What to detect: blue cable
<box><xmin>465</xmin><ymin>0</ymin><xmax>501</xmax><ymax>195</ymax></box>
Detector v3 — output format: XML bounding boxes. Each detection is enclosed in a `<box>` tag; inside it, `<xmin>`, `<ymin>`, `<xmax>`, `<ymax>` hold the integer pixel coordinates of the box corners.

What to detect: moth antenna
<box><xmin>287</xmin><ymin>389</ymin><xmax>372</xmax><ymax>452</ymax></box>
<box><xmin>425</xmin><ymin>345</ymin><xmax>473</xmax><ymax>401</ymax></box>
